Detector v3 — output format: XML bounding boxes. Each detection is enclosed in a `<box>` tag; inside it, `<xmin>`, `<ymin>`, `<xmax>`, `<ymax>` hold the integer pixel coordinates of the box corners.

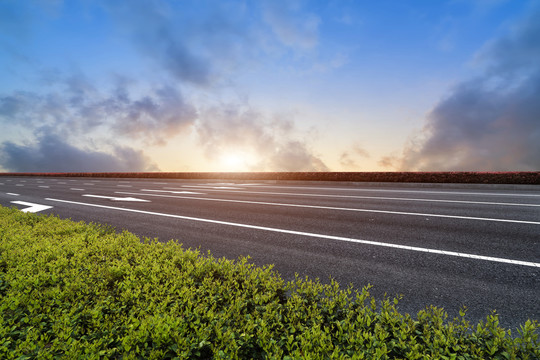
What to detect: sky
<box><xmin>1</xmin><ymin>0</ymin><xmax>539</xmax><ymax>173</ymax></box>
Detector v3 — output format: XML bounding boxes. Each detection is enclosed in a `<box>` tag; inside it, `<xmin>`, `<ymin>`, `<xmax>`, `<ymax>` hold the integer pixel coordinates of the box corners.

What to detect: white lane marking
<box><xmin>15</xmin><ymin>184</ymin><xmax>24</xmax><ymax>187</ymax></box>
<box><xmin>45</xmin><ymin>197</ymin><xmax>540</xmax><ymax>268</ymax></box>
<box><xmin>38</xmin><ymin>185</ymin><xmax>50</xmax><ymax>188</ymax></box>
<box><xmin>221</xmin><ymin>184</ymin><xmax>540</xmax><ymax>198</ymax></box>
<box><xmin>11</xmin><ymin>201</ymin><xmax>53</xmax><ymax>213</ymax></box>
<box><xmin>58</xmin><ymin>182</ymin><xmax>67</xmax><ymax>184</ymax></box>
<box><xmin>142</xmin><ymin>189</ymin><xmax>203</xmax><ymax>195</ymax></box>
<box><xmin>181</xmin><ymin>185</ymin><xmax>247</xmax><ymax>190</ymax></box>
<box><xmin>82</xmin><ymin>194</ymin><xmax>150</xmax><ymax>202</ymax></box>
<box><xmin>6</xmin><ymin>193</ymin><xmax>19</xmax><ymax>196</ymax></box>
<box><xmin>153</xmin><ymin>182</ymin><xmax>168</xmax><ymax>184</ymax></box>
<box><xmin>157</xmin><ymin>188</ymin><xmax>540</xmax><ymax>208</ymax></box>
<box><xmin>70</xmin><ymin>188</ymin><xmax>85</xmax><ymax>191</ymax></box>
<box><xmin>117</xmin><ymin>185</ymin><xmax>133</xmax><ymax>187</ymax></box>
<box><xmin>83</xmin><ymin>183</ymin><xmax>95</xmax><ymax>185</ymax></box>
<box><xmin>0</xmin><ymin>183</ymin><xmax>4</xmax><ymax>185</ymax></box>
<box><xmin>120</xmin><ymin>191</ymin><xmax>540</xmax><ymax>225</ymax></box>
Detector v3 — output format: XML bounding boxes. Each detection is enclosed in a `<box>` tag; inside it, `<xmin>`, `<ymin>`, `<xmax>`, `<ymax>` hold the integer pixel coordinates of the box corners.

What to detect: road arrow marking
<box><xmin>11</xmin><ymin>201</ymin><xmax>53</xmax><ymax>213</ymax></box>
<box><xmin>82</xmin><ymin>194</ymin><xmax>150</xmax><ymax>202</ymax></box>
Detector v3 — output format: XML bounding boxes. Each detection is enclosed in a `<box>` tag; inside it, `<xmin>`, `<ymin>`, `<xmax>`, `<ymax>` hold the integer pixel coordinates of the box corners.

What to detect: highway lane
<box><xmin>1</xmin><ymin>176</ymin><xmax>539</xmax><ymax>330</ymax></box>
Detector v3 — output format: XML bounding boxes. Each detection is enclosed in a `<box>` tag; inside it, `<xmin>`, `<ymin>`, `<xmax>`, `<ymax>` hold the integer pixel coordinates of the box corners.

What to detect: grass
<box><xmin>0</xmin><ymin>205</ymin><xmax>538</xmax><ymax>359</ymax></box>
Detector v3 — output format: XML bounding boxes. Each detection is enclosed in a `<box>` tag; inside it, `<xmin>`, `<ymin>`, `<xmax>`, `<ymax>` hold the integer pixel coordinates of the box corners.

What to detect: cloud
<box><xmin>0</xmin><ymin>131</ymin><xmax>159</xmax><ymax>172</ymax></box>
<box><xmin>104</xmin><ymin>0</ymin><xmax>259</xmax><ymax>87</ymax></box>
<box><xmin>340</xmin><ymin>145</ymin><xmax>370</xmax><ymax>169</ymax></box>
<box><xmin>111</xmin><ymin>84</ymin><xmax>197</xmax><ymax>145</ymax></box>
<box><xmin>104</xmin><ymin>0</ymin><xmax>212</xmax><ymax>86</ymax></box>
<box><xmin>397</xmin><ymin>10</ymin><xmax>540</xmax><ymax>171</ymax></box>
<box><xmin>197</xmin><ymin>104</ymin><xmax>328</xmax><ymax>171</ymax></box>
<box><xmin>269</xmin><ymin>140</ymin><xmax>328</xmax><ymax>171</ymax></box>
<box><xmin>0</xmin><ymin>72</ymin><xmax>197</xmax><ymax>145</ymax></box>
<box><xmin>262</xmin><ymin>0</ymin><xmax>320</xmax><ymax>50</ymax></box>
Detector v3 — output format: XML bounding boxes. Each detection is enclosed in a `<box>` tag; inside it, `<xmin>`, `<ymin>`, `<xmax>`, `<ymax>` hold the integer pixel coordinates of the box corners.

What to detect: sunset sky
<box><xmin>1</xmin><ymin>0</ymin><xmax>539</xmax><ymax>172</ymax></box>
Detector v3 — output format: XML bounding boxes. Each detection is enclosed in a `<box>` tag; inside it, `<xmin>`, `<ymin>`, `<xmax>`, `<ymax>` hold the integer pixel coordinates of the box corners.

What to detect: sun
<box><xmin>218</xmin><ymin>151</ymin><xmax>257</xmax><ymax>171</ymax></box>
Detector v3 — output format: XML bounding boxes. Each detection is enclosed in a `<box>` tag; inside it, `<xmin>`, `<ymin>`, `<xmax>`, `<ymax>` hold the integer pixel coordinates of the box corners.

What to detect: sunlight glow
<box><xmin>218</xmin><ymin>151</ymin><xmax>257</xmax><ymax>172</ymax></box>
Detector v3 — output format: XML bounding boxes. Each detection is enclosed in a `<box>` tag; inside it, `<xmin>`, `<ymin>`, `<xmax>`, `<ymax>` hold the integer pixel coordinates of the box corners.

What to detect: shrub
<box><xmin>0</xmin><ymin>206</ymin><xmax>538</xmax><ymax>359</ymax></box>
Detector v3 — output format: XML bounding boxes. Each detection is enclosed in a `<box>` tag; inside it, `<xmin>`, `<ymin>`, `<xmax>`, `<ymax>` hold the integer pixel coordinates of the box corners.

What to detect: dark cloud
<box><xmin>0</xmin><ymin>73</ymin><xmax>197</xmax><ymax>145</ymax></box>
<box><xmin>0</xmin><ymin>131</ymin><xmax>159</xmax><ymax>172</ymax></box>
<box><xmin>197</xmin><ymin>104</ymin><xmax>328</xmax><ymax>171</ymax></box>
<box><xmin>111</xmin><ymin>85</ymin><xmax>197</xmax><ymax>145</ymax></box>
<box><xmin>397</xmin><ymin>10</ymin><xmax>540</xmax><ymax>171</ymax></box>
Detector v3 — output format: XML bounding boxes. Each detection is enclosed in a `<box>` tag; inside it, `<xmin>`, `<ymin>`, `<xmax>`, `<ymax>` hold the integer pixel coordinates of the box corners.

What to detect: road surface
<box><xmin>1</xmin><ymin>176</ymin><xmax>539</xmax><ymax>330</ymax></box>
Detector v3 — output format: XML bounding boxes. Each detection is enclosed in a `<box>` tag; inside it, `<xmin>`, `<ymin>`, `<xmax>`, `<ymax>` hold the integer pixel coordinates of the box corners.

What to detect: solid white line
<box><xmin>44</xmin><ymin>197</ymin><xmax>540</xmax><ymax>268</ymax></box>
<box><xmin>158</xmin><ymin>188</ymin><xmax>540</xmax><ymax>208</ymax></box>
<box><xmin>133</xmin><ymin>190</ymin><xmax>540</xmax><ymax>225</ymax></box>
<box><xmin>232</xmin><ymin>185</ymin><xmax>540</xmax><ymax>197</ymax></box>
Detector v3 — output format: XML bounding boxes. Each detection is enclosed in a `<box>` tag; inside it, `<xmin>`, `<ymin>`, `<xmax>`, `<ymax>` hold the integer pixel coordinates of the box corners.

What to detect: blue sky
<box><xmin>1</xmin><ymin>0</ymin><xmax>539</xmax><ymax>172</ymax></box>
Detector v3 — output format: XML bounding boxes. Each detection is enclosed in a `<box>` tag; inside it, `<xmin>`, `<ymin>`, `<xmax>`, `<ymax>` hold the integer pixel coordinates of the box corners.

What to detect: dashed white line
<box><xmin>6</xmin><ymin>193</ymin><xmax>19</xmax><ymax>196</ymax></box>
<box><xmin>166</xmin><ymin>187</ymin><xmax>540</xmax><ymax>206</ymax></box>
<box><xmin>120</xmin><ymin>191</ymin><xmax>540</xmax><ymax>225</ymax></box>
<box><xmin>234</xmin><ymin>184</ymin><xmax>540</xmax><ymax>197</ymax></box>
<box><xmin>39</xmin><ymin>185</ymin><xmax>50</xmax><ymax>188</ymax></box>
<box><xmin>70</xmin><ymin>188</ymin><xmax>85</xmax><ymax>191</ymax></box>
<box><xmin>45</xmin><ymin>197</ymin><xmax>540</xmax><ymax>268</ymax></box>
<box><xmin>117</xmin><ymin>185</ymin><xmax>133</xmax><ymax>187</ymax></box>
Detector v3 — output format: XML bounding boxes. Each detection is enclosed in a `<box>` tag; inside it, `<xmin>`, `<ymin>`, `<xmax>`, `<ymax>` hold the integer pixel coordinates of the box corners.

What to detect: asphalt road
<box><xmin>1</xmin><ymin>176</ymin><xmax>539</xmax><ymax>330</ymax></box>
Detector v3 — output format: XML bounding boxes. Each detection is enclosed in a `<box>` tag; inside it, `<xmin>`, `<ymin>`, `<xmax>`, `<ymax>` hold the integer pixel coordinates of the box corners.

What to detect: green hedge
<box><xmin>0</xmin><ymin>206</ymin><xmax>538</xmax><ymax>359</ymax></box>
